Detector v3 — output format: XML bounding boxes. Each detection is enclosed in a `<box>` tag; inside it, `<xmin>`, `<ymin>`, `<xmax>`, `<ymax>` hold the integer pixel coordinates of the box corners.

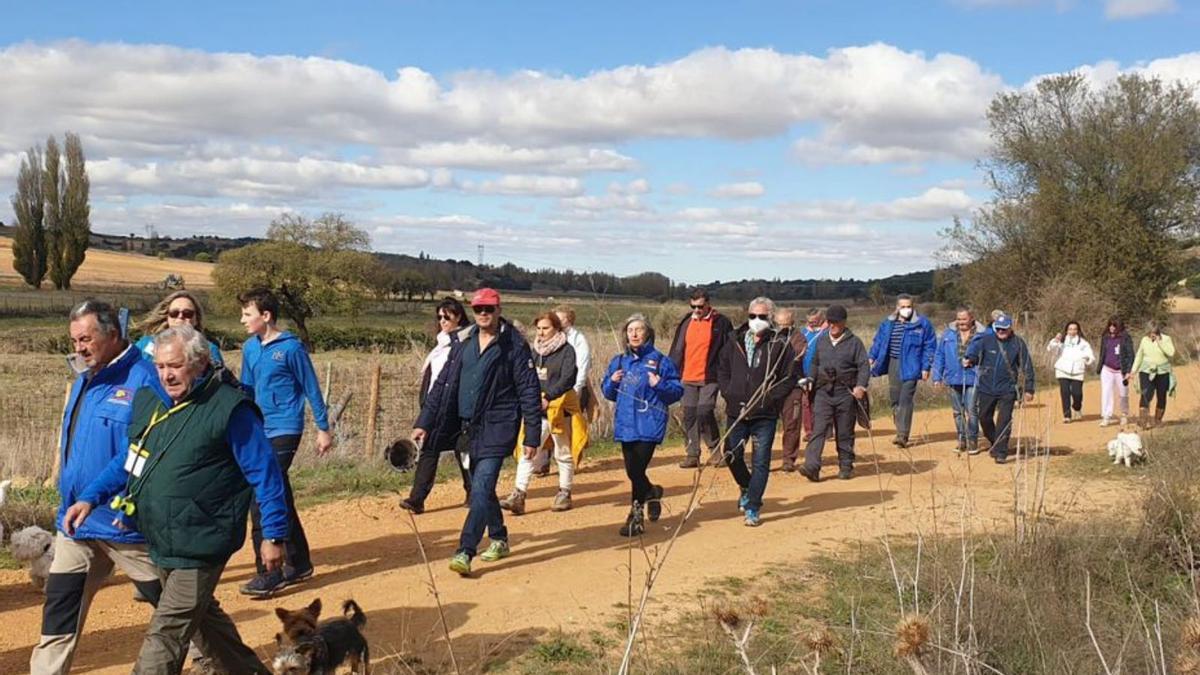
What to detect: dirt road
<box><xmin>1</xmin><ymin>365</ymin><xmax>1192</xmax><ymax>673</ymax></box>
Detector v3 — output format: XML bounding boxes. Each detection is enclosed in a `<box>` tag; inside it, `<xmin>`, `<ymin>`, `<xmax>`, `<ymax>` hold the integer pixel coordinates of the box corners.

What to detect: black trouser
<box><xmin>802</xmin><ymin>388</ymin><xmax>856</xmax><ymax>474</ymax></box>
<box><xmin>1057</xmin><ymin>378</ymin><xmax>1083</xmax><ymax>418</ymax></box>
<box><xmin>406</xmin><ymin>438</ymin><xmax>472</xmax><ymax>507</ymax></box>
<box><xmin>621</xmin><ymin>441</ymin><xmax>657</xmax><ymax>504</ymax></box>
<box><xmin>978</xmin><ymin>393</ymin><xmax>1015</xmax><ymax>460</ymax></box>
<box><xmin>1139</xmin><ymin>372</ymin><xmax>1170</xmax><ymax>410</ymax></box>
<box><xmin>250</xmin><ymin>435</ymin><xmax>312</xmax><ymax>575</ymax></box>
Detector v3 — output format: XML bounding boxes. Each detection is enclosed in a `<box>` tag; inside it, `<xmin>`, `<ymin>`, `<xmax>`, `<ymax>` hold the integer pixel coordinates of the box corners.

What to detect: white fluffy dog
<box><xmin>10</xmin><ymin>525</ymin><xmax>55</xmax><ymax>591</ymax></box>
<box><xmin>1107</xmin><ymin>430</ymin><xmax>1144</xmax><ymax>468</ymax></box>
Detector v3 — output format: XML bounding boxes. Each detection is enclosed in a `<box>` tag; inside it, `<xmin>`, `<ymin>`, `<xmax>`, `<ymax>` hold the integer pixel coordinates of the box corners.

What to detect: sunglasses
<box><xmin>472</xmin><ymin>305</ymin><xmax>497</xmax><ymax>315</ymax></box>
<box><xmin>690</xmin><ymin>304</ymin><xmax>707</xmax><ymax>310</ymax></box>
<box><xmin>436</xmin><ymin>313</ymin><xmax>456</xmax><ymax>322</ymax></box>
<box><xmin>168</xmin><ymin>308</ymin><xmax>196</xmax><ymax>320</ymax></box>
<box><xmin>748</xmin><ymin>313</ymin><xmax>770</xmax><ymax>321</ymax></box>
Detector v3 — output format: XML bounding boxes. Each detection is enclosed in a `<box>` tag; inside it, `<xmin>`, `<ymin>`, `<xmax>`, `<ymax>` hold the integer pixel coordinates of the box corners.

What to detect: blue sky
<box><xmin>1</xmin><ymin>0</ymin><xmax>1197</xmax><ymax>283</ymax></box>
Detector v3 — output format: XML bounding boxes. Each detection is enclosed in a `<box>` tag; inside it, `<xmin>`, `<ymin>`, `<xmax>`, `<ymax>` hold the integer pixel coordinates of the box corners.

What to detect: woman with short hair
<box><xmin>1132</xmin><ymin>321</ymin><xmax>1176</xmax><ymax>428</ymax></box>
<box><xmin>399</xmin><ymin>297</ymin><xmax>472</xmax><ymax>514</ymax></box>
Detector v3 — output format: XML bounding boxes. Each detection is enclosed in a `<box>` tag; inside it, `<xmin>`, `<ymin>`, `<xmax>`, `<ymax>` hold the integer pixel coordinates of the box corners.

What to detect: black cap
<box><xmin>826</xmin><ymin>304</ymin><xmax>848</xmax><ymax>322</ymax></box>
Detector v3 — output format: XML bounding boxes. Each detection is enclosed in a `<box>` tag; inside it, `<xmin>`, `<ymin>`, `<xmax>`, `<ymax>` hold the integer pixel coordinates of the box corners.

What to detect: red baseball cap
<box><xmin>471</xmin><ymin>288</ymin><xmax>501</xmax><ymax>307</ymax></box>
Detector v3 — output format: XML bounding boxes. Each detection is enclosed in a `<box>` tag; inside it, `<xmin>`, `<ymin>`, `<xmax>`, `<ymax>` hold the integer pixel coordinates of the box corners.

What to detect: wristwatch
<box><xmin>267</xmin><ymin>538</ymin><xmax>288</xmax><ymax>545</ymax></box>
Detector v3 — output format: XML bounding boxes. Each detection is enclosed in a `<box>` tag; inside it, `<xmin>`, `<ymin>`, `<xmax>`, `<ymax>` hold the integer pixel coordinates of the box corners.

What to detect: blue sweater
<box><xmin>240</xmin><ymin>331</ymin><xmax>329</xmax><ymax>438</ymax></box>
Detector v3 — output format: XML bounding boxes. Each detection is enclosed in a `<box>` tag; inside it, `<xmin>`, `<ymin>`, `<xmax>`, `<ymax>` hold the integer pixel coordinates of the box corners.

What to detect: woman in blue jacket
<box><xmin>602</xmin><ymin>313</ymin><xmax>683</xmax><ymax>537</ymax></box>
<box><xmin>931</xmin><ymin>308</ymin><xmax>985</xmax><ymax>454</ymax></box>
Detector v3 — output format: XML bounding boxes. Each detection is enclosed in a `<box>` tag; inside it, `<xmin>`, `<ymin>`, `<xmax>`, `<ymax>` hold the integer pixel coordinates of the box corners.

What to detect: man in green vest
<box><xmin>65</xmin><ymin>324</ymin><xmax>289</xmax><ymax>674</ymax></box>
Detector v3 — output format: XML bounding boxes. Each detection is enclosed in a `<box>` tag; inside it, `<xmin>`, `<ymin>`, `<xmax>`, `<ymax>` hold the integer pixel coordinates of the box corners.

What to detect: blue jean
<box><xmin>725</xmin><ymin>416</ymin><xmax>777</xmax><ymax>512</ymax></box>
<box><xmin>458</xmin><ymin>455</ymin><xmax>506</xmax><ymax>559</ymax></box>
<box><xmin>947</xmin><ymin>384</ymin><xmax>978</xmax><ymax>443</ymax></box>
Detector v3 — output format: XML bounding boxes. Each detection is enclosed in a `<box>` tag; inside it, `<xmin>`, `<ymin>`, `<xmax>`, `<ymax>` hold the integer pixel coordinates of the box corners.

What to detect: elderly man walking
<box><xmin>66</xmin><ymin>325</ymin><xmax>289</xmax><ymax>674</ymax></box>
<box><xmin>412</xmin><ymin>288</ymin><xmax>542</xmax><ymax>577</ymax></box>
<box><xmin>799</xmin><ymin>305</ymin><xmax>870</xmax><ymax>482</ymax></box>
<box><xmin>773</xmin><ymin>308</ymin><xmax>809</xmax><ymax>472</ymax></box>
<box><xmin>869</xmin><ymin>294</ymin><xmax>936</xmax><ymax>448</ymax></box>
<box><xmin>799</xmin><ymin>308</ymin><xmax>828</xmax><ymax>443</ymax></box>
<box><xmin>718</xmin><ymin>298</ymin><xmax>797</xmax><ymax>525</ymax></box>
<box><xmin>669</xmin><ymin>289</ymin><xmax>733</xmax><ymax>468</ymax></box>
<box><xmin>31</xmin><ymin>301</ymin><xmax>216</xmax><ymax>675</ymax></box>
<box><xmin>964</xmin><ymin>314</ymin><xmax>1035</xmax><ymax>464</ymax></box>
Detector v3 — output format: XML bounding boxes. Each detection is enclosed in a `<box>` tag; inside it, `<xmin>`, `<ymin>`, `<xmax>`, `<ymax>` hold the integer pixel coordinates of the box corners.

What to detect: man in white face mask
<box><xmin>716</xmin><ymin>297</ymin><xmax>797</xmax><ymax>527</ymax></box>
<box><xmin>867</xmin><ymin>294</ymin><xmax>937</xmax><ymax>448</ymax></box>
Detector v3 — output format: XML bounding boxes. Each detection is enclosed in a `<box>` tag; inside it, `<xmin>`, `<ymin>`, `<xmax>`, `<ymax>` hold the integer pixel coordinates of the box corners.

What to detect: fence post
<box><xmin>365</xmin><ymin>362</ymin><xmax>381</xmax><ymax>459</ymax></box>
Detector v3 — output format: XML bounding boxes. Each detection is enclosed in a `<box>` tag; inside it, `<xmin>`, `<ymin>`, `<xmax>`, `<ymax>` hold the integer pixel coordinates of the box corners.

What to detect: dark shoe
<box><xmin>954</xmin><ymin>439</ymin><xmax>966</xmax><ymax>454</ymax></box>
<box><xmin>679</xmin><ymin>456</ymin><xmax>700</xmax><ymax>469</ymax></box>
<box><xmin>619</xmin><ymin>504</ymin><xmax>645</xmax><ymax>537</ymax></box>
<box><xmin>780</xmin><ymin>461</ymin><xmax>797</xmax><ymax>472</ymax></box>
<box><xmin>646</xmin><ymin>485</ymin><xmax>663</xmax><ymax>522</ymax></box>
<box><xmin>797</xmin><ymin>465</ymin><xmax>820</xmax><ymax>483</ymax></box>
<box><xmin>893</xmin><ymin>436</ymin><xmax>909</xmax><ymax>449</ymax></box>
<box><xmin>284</xmin><ymin>566</ymin><xmax>314</xmax><ymax>585</ymax></box>
<box><xmin>994</xmin><ymin>456</ymin><xmax>1006</xmax><ymax>465</ymax></box>
<box><xmin>1155</xmin><ymin>408</ymin><xmax>1166</xmax><ymax>427</ymax></box>
<box><xmin>837</xmin><ymin>467</ymin><xmax>853</xmax><ymax>480</ymax></box>
<box><xmin>132</xmin><ymin>587</ymin><xmax>151</xmax><ymax>604</ymax></box>
<box><xmin>967</xmin><ymin>440</ymin><xmax>981</xmax><ymax>456</ymax></box>
<box><xmin>534</xmin><ymin>464</ymin><xmax>551</xmax><ymax>477</ymax></box>
<box><xmin>398</xmin><ymin>497</ymin><xmax>425</xmax><ymax>514</ymax></box>
<box><xmin>239</xmin><ymin>570</ymin><xmax>286</xmax><ymax>598</ymax></box>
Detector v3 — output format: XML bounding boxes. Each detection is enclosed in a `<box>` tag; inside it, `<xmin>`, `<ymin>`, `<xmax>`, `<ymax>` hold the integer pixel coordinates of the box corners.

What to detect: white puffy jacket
<box><xmin>1047</xmin><ymin>336</ymin><xmax>1095</xmax><ymax>381</ymax></box>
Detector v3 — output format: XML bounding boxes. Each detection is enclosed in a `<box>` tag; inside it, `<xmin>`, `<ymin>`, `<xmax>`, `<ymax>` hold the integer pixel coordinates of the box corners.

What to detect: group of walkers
<box><xmin>32</xmin><ymin>283</ymin><xmax>1182</xmax><ymax>672</ymax></box>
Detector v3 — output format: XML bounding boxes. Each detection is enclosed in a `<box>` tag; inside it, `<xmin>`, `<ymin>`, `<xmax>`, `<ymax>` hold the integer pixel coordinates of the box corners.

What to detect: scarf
<box><xmin>534</xmin><ymin>330</ymin><xmax>568</xmax><ymax>357</ymax></box>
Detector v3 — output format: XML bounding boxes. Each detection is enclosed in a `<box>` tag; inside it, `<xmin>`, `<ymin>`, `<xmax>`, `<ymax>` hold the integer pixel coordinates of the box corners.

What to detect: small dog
<box><xmin>272</xmin><ymin>598</ymin><xmax>369</xmax><ymax>675</ymax></box>
<box><xmin>10</xmin><ymin>525</ymin><xmax>55</xmax><ymax>591</ymax></box>
<box><xmin>1107</xmin><ymin>430</ymin><xmax>1145</xmax><ymax>468</ymax></box>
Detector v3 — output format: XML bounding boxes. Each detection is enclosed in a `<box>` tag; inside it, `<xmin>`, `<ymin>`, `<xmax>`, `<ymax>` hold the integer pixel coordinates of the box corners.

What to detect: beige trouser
<box><xmin>133</xmin><ymin>564</ymin><xmax>269</xmax><ymax>675</ymax></box>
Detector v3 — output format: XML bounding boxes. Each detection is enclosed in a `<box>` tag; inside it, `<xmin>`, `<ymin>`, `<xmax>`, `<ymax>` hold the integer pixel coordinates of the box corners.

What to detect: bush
<box><xmin>194</xmin><ymin>251</ymin><xmax>213</xmax><ymax>263</ymax></box>
<box><xmin>1033</xmin><ymin>273</ymin><xmax>1117</xmax><ymax>341</ymax></box>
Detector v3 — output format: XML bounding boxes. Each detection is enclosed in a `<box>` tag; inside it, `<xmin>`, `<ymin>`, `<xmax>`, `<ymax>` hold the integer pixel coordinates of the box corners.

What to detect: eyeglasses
<box><xmin>472</xmin><ymin>305</ymin><xmax>497</xmax><ymax>315</ymax></box>
<box><xmin>690</xmin><ymin>304</ymin><xmax>707</xmax><ymax>310</ymax></box>
<box><xmin>167</xmin><ymin>308</ymin><xmax>196</xmax><ymax>320</ymax></box>
<box><xmin>748</xmin><ymin>313</ymin><xmax>770</xmax><ymax>321</ymax></box>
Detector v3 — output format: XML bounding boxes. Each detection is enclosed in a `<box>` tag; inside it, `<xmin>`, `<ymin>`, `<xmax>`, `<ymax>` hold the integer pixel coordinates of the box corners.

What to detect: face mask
<box><xmin>748</xmin><ymin>318</ymin><xmax>772</xmax><ymax>334</ymax></box>
<box><xmin>899</xmin><ymin>307</ymin><xmax>914</xmax><ymax>320</ymax></box>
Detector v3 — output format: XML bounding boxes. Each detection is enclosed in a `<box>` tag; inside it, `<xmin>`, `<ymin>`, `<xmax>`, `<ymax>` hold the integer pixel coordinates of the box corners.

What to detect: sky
<box><xmin>0</xmin><ymin>0</ymin><xmax>1197</xmax><ymax>284</ymax></box>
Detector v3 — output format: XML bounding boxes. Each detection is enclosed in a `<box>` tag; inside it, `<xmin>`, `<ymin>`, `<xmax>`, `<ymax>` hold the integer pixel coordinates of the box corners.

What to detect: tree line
<box><xmin>9</xmin><ymin>133</ymin><xmax>91</xmax><ymax>289</ymax></box>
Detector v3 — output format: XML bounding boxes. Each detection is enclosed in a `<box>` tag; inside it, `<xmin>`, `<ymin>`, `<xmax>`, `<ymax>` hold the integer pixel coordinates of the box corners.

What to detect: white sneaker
<box><xmin>1100</xmin><ymin>417</ymin><xmax>1111</xmax><ymax>427</ymax></box>
<box><xmin>1120</xmin><ymin>415</ymin><xmax>1128</xmax><ymax>426</ymax></box>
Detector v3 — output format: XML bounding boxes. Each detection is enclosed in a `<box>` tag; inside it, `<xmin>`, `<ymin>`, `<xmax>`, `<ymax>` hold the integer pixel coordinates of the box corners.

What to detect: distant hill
<box><xmin>0</xmin><ymin>223</ymin><xmax>939</xmax><ymax>301</ymax></box>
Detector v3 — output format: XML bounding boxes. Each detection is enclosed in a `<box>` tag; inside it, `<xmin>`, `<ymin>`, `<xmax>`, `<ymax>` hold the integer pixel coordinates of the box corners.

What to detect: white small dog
<box><xmin>10</xmin><ymin>525</ymin><xmax>55</xmax><ymax>591</ymax></box>
<box><xmin>1107</xmin><ymin>430</ymin><xmax>1144</xmax><ymax>468</ymax></box>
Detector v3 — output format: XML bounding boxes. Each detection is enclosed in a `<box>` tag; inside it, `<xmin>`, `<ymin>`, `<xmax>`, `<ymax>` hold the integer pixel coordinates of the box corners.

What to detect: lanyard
<box><xmin>134</xmin><ymin>400</ymin><xmax>192</xmax><ymax>452</ymax></box>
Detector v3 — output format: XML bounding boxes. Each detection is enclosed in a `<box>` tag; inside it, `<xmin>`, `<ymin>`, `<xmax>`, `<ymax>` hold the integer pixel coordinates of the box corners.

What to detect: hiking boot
<box><xmin>646</xmin><ymin>485</ymin><xmax>664</xmax><ymax>522</ymax></box>
<box><xmin>892</xmin><ymin>435</ymin><xmax>905</xmax><ymax>448</ymax></box>
<box><xmin>738</xmin><ymin>489</ymin><xmax>749</xmax><ymax>513</ymax></box>
<box><xmin>967</xmin><ymin>439</ymin><xmax>981</xmax><ymax>456</ymax></box>
<box><xmin>239</xmin><ymin>570</ymin><xmax>285</xmax><ymax>598</ymax></box>
<box><xmin>499</xmin><ymin>489</ymin><xmax>526</xmax><ymax>515</ymax></box>
<box><xmin>837</xmin><ymin>467</ymin><xmax>853</xmax><ymax>480</ymax></box>
<box><xmin>398</xmin><ymin>497</ymin><xmax>425</xmax><ymax>514</ymax></box>
<box><xmin>798</xmin><ymin>465</ymin><xmax>820</xmax><ymax>483</ymax></box>
<box><xmin>619</xmin><ymin>504</ymin><xmax>645</xmax><ymax>537</ymax></box>
<box><xmin>993</xmin><ymin>455</ymin><xmax>1006</xmax><ymax>465</ymax></box>
<box><xmin>1155</xmin><ymin>408</ymin><xmax>1166</xmax><ymax>427</ymax></box>
<box><xmin>1100</xmin><ymin>417</ymin><xmax>1112</xmax><ymax>427</ymax></box>
<box><xmin>744</xmin><ymin>508</ymin><xmax>762</xmax><ymax>527</ymax></box>
<box><xmin>678</xmin><ymin>456</ymin><xmax>700</xmax><ymax>469</ymax></box>
<box><xmin>449</xmin><ymin>552</ymin><xmax>471</xmax><ymax>576</ymax></box>
<box><xmin>1138</xmin><ymin>407</ymin><xmax>1151</xmax><ymax>430</ymax></box>
<box><xmin>480</xmin><ymin>540</ymin><xmax>511</xmax><ymax>562</ymax></box>
<box><xmin>780</xmin><ymin>460</ymin><xmax>797</xmax><ymax>472</ymax></box>
<box><xmin>551</xmin><ymin>490</ymin><xmax>572</xmax><ymax>512</ymax></box>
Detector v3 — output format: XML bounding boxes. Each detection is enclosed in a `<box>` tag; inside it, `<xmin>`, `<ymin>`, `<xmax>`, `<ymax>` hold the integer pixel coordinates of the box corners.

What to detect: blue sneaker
<box><xmin>737</xmin><ymin>490</ymin><xmax>749</xmax><ymax>512</ymax></box>
<box><xmin>744</xmin><ymin>508</ymin><xmax>761</xmax><ymax>527</ymax></box>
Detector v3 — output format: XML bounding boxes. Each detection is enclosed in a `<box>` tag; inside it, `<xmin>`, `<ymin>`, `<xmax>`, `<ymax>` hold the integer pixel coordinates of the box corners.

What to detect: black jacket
<box><xmin>717</xmin><ymin>325</ymin><xmax>797</xmax><ymax>420</ymax></box>
<box><xmin>809</xmin><ymin>328</ymin><xmax>871</xmax><ymax>395</ymax></box>
<box><xmin>668</xmin><ymin>311</ymin><xmax>734</xmax><ymax>384</ymax></box>
<box><xmin>535</xmin><ymin>342</ymin><xmax>578</xmax><ymax>401</ymax></box>
<box><xmin>1095</xmin><ymin>332</ymin><xmax>1135</xmax><ymax>376</ymax></box>
<box><xmin>415</xmin><ymin>320</ymin><xmax>543</xmax><ymax>460</ymax></box>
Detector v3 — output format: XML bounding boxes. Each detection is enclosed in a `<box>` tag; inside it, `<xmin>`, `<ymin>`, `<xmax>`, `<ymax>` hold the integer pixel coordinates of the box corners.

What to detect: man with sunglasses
<box><xmin>668</xmin><ymin>289</ymin><xmax>733</xmax><ymax>468</ymax></box>
<box><xmin>411</xmin><ymin>288</ymin><xmax>542</xmax><ymax>577</ymax></box>
<box><xmin>963</xmin><ymin>314</ymin><xmax>1035</xmax><ymax>464</ymax></box>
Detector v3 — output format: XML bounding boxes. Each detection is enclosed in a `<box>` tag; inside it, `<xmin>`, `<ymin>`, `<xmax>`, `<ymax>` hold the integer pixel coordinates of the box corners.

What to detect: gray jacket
<box><xmin>809</xmin><ymin>328</ymin><xmax>870</xmax><ymax>395</ymax></box>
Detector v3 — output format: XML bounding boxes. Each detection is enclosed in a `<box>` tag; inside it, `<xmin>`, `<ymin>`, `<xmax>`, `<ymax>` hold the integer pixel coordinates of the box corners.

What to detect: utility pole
<box><xmin>477</xmin><ymin>244</ymin><xmax>484</xmax><ymax>266</ymax></box>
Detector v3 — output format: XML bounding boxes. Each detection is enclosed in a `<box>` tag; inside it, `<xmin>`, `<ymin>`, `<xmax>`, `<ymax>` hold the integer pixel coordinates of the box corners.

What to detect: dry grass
<box><xmin>0</xmin><ymin>236</ymin><xmax>215</xmax><ymax>289</ymax></box>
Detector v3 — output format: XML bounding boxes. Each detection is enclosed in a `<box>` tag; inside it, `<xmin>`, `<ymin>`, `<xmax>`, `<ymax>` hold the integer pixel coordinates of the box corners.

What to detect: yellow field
<box><xmin>0</xmin><ymin>236</ymin><xmax>214</xmax><ymax>289</ymax></box>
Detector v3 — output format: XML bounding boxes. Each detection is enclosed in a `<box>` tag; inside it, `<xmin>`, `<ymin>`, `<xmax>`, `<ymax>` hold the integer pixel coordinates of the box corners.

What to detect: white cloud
<box><xmin>1104</xmin><ymin>0</ymin><xmax>1177</xmax><ymax>19</ymax></box>
<box><xmin>710</xmin><ymin>182</ymin><xmax>766</xmax><ymax>199</ymax></box>
<box><xmin>390</xmin><ymin>141</ymin><xmax>636</xmax><ymax>173</ymax></box>
<box><xmin>459</xmin><ymin>174</ymin><xmax>584</xmax><ymax>197</ymax></box>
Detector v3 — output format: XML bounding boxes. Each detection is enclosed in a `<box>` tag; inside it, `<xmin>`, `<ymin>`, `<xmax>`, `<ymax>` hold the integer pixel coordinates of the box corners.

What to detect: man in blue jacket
<box><xmin>964</xmin><ymin>314</ymin><xmax>1035</xmax><ymax>464</ymax></box>
<box><xmin>236</xmin><ymin>287</ymin><xmax>331</xmax><ymax>597</ymax></box>
<box><xmin>931</xmin><ymin>308</ymin><xmax>986</xmax><ymax>454</ymax></box>
<box><xmin>32</xmin><ymin>301</ymin><xmax>210</xmax><ymax>675</ymax></box>
<box><xmin>412</xmin><ymin>288</ymin><xmax>542</xmax><ymax>577</ymax></box>
<box><xmin>868</xmin><ymin>294</ymin><xmax>936</xmax><ymax>448</ymax></box>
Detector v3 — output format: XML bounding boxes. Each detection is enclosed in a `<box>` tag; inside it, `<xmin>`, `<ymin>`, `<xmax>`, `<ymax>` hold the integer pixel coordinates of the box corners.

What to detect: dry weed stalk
<box><xmin>404</xmin><ymin>510</ymin><xmax>463</xmax><ymax>675</ymax></box>
<box><xmin>715</xmin><ymin>606</ymin><xmax>759</xmax><ymax>675</ymax></box>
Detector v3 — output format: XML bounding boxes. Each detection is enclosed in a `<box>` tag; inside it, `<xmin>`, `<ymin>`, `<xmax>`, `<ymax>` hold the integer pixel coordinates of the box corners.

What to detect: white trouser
<box><xmin>515</xmin><ymin>419</ymin><xmax>574</xmax><ymax>492</ymax></box>
<box><xmin>1100</xmin><ymin>366</ymin><xmax>1129</xmax><ymax>419</ymax></box>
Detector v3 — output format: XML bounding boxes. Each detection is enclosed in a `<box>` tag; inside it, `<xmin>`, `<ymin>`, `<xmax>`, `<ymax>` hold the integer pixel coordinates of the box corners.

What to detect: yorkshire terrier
<box><xmin>272</xmin><ymin>598</ymin><xmax>369</xmax><ymax>674</ymax></box>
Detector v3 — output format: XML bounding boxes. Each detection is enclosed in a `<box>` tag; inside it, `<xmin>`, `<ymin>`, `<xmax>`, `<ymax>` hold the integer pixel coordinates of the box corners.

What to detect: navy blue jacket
<box><xmin>965</xmin><ymin>331</ymin><xmax>1035</xmax><ymax>398</ymax></box>
<box><xmin>601</xmin><ymin>342</ymin><xmax>684</xmax><ymax>443</ymax></box>
<box><xmin>56</xmin><ymin>345</ymin><xmax>160</xmax><ymax>543</ymax></box>
<box><xmin>415</xmin><ymin>320</ymin><xmax>542</xmax><ymax>460</ymax></box>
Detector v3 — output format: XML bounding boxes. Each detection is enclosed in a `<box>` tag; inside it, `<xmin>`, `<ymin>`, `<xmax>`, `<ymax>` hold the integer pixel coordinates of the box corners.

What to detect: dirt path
<box><xmin>1</xmin><ymin>364</ymin><xmax>1194</xmax><ymax>673</ymax></box>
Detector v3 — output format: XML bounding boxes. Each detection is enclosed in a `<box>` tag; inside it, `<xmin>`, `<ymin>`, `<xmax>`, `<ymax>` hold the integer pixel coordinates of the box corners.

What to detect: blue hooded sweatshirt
<box><xmin>56</xmin><ymin>344</ymin><xmax>160</xmax><ymax>543</ymax></box>
<box><xmin>240</xmin><ymin>331</ymin><xmax>329</xmax><ymax>438</ymax></box>
<box><xmin>601</xmin><ymin>342</ymin><xmax>684</xmax><ymax>444</ymax></box>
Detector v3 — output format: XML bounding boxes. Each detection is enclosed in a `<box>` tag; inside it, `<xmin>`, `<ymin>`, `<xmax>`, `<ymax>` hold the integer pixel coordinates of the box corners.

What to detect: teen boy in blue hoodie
<box><xmin>236</xmin><ymin>287</ymin><xmax>331</xmax><ymax>597</ymax></box>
